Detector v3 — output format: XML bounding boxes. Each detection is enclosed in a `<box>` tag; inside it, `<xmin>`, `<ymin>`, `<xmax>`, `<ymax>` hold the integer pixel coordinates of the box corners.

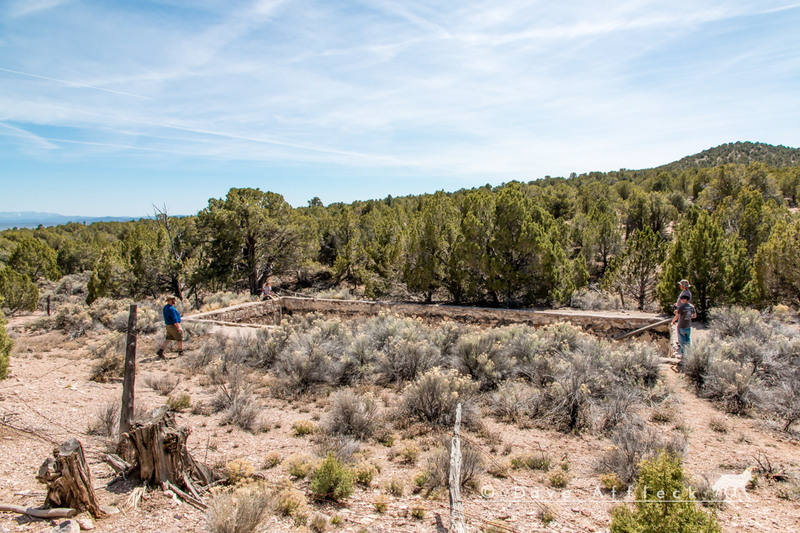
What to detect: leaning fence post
<box><xmin>449</xmin><ymin>402</ymin><xmax>466</xmax><ymax>533</ymax></box>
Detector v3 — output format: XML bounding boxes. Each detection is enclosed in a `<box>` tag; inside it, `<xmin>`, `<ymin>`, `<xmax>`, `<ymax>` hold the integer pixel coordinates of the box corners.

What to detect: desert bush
<box><xmin>324</xmin><ymin>389</ymin><xmax>379</xmax><ymax>440</ymax></box>
<box><xmin>263</xmin><ymin>451</ymin><xmax>281</xmax><ymax>469</ymax></box>
<box><xmin>86</xmin><ymin>401</ymin><xmax>119</xmax><ymax>436</ymax></box>
<box><xmin>53</xmin><ymin>303</ymin><xmax>92</xmax><ymax>337</ymax></box>
<box><xmin>167</xmin><ymin>393</ymin><xmax>191</xmax><ymax>411</ymax></box>
<box><xmin>275</xmin><ymin>486</ymin><xmax>308</xmax><ymax>516</ymax></box>
<box><xmin>272</xmin><ymin>322</ymin><xmax>347</xmax><ymax>395</ymax></box>
<box><xmin>609</xmin><ymin>452</ymin><xmax>721</xmax><ymax>533</ymax></box>
<box><xmin>206</xmin><ymin>484</ymin><xmax>272</xmax><ymax>533</ymax></box>
<box><xmin>709</xmin><ymin>306</ymin><xmax>771</xmax><ymax>342</ymax></box>
<box><xmin>596</xmin><ymin>419</ymin><xmax>687</xmax><ymax>487</ymax></box>
<box><xmin>510</xmin><ymin>452</ymin><xmax>551</xmax><ymax>471</ymax></box>
<box><xmin>452</xmin><ymin>330</ymin><xmax>515</xmax><ymax>390</ymax></box>
<box><xmin>309</xmin><ymin>514</ymin><xmax>328</xmax><ymax>532</ymax></box>
<box><xmin>310</xmin><ymin>453</ymin><xmax>354</xmax><ymax>502</ymax></box>
<box><xmin>591</xmin><ymin>388</ymin><xmax>641</xmax><ymax>433</ymax></box>
<box><xmin>313</xmin><ymin>434</ymin><xmax>361</xmax><ymax>464</ymax></box>
<box><xmin>211</xmin><ymin>365</ymin><xmax>260</xmax><ymax>431</ymax></box>
<box><xmin>570</xmin><ymin>287</ymin><xmax>622</xmax><ymax>310</ymax></box>
<box><xmin>283</xmin><ymin>453</ymin><xmax>318</xmax><ymax>479</ymax></box>
<box><xmin>144</xmin><ymin>373</ymin><xmax>180</xmax><ymax>395</ymax></box>
<box><xmin>423</xmin><ymin>439</ymin><xmax>483</xmax><ymax>494</ymax></box>
<box><xmin>401</xmin><ymin>368</ymin><xmax>479</xmax><ymax>427</ymax></box>
<box><xmin>549</xmin><ymin>470</ymin><xmax>569</xmax><ymax>488</ymax></box>
<box><xmin>376</xmin><ymin>337</ymin><xmax>441</xmax><ymax>384</ymax></box>
<box><xmin>489</xmin><ymin>380</ymin><xmax>539</xmax><ymax>423</ymax></box>
<box><xmin>702</xmin><ymin>359</ymin><xmax>760</xmax><ymax>414</ymax></box>
<box><xmin>200</xmin><ymin>292</ymin><xmax>256</xmax><ymax>312</ymax></box>
<box><xmin>224</xmin><ymin>459</ymin><xmax>255</xmax><ymax>484</ymax></box>
<box><xmin>89</xmin><ymin>336</ymin><xmax>124</xmax><ymax>383</ymax></box>
<box><xmin>396</xmin><ymin>442</ymin><xmax>421</xmax><ymax>465</ymax></box>
<box><xmin>293</xmin><ymin>420</ymin><xmax>315</xmax><ymax>436</ymax></box>
<box><xmin>374</xmin><ymin>494</ymin><xmax>389</xmax><ymax>513</ymax></box>
<box><xmin>607</xmin><ymin>342</ymin><xmax>661</xmax><ymax>388</ymax></box>
<box><xmin>353</xmin><ymin>462</ymin><xmax>378</xmax><ymax>486</ymax></box>
<box><xmin>385</xmin><ymin>477</ymin><xmax>405</xmax><ymax>496</ymax></box>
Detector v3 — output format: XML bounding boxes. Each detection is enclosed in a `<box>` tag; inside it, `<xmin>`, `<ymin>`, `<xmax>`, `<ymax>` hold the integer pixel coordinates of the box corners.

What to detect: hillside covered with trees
<box><xmin>2</xmin><ymin>142</ymin><xmax>800</xmax><ymax>322</ymax></box>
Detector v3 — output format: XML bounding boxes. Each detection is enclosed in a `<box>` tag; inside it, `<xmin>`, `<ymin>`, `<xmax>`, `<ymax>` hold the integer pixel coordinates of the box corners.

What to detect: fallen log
<box><xmin>0</xmin><ymin>504</ymin><xmax>76</xmax><ymax>519</ymax></box>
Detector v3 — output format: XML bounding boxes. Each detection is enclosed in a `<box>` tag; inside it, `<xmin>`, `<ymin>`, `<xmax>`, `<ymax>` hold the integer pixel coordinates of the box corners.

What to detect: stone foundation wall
<box><xmin>185</xmin><ymin>296</ymin><xmax>669</xmax><ymax>337</ymax></box>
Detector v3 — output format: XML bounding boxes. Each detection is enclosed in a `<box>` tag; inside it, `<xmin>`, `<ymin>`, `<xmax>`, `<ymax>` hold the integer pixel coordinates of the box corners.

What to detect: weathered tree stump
<box><xmin>124</xmin><ymin>406</ymin><xmax>219</xmax><ymax>495</ymax></box>
<box><xmin>36</xmin><ymin>439</ymin><xmax>107</xmax><ymax>518</ymax></box>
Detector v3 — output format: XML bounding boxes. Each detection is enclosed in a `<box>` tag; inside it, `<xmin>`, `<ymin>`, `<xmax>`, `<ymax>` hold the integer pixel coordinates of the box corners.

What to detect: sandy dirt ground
<box><xmin>0</xmin><ymin>313</ymin><xmax>799</xmax><ymax>533</ymax></box>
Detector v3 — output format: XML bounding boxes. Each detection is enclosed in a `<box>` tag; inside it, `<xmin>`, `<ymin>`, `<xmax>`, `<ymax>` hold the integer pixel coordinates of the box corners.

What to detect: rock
<box><xmin>76</xmin><ymin>517</ymin><xmax>95</xmax><ymax>530</ymax></box>
<box><xmin>50</xmin><ymin>520</ymin><xmax>80</xmax><ymax>533</ymax></box>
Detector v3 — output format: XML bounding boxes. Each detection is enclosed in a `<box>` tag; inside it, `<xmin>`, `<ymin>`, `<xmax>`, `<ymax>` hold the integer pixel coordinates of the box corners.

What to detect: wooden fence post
<box><xmin>449</xmin><ymin>402</ymin><xmax>466</xmax><ymax>533</ymax></box>
<box><xmin>119</xmin><ymin>304</ymin><xmax>137</xmax><ymax>440</ymax></box>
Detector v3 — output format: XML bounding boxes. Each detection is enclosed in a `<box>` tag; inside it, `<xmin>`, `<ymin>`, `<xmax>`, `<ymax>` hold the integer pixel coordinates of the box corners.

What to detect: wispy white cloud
<box><xmin>1</xmin><ymin>0</ymin><xmax>799</xmax><ymax>214</ymax></box>
<box><xmin>3</xmin><ymin>0</ymin><xmax>70</xmax><ymax>19</ymax></box>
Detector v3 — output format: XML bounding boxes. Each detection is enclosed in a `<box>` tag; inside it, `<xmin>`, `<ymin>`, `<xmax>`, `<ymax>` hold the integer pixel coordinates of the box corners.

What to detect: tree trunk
<box><xmin>36</xmin><ymin>439</ymin><xmax>107</xmax><ymax>518</ymax></box>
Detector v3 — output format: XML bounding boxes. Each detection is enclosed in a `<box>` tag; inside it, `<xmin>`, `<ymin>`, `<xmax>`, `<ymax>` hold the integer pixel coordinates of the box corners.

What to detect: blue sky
<box><xmin>1</xmin><ymin>0</ymin><xmax>799</xmax><ymax>217</ymax></box>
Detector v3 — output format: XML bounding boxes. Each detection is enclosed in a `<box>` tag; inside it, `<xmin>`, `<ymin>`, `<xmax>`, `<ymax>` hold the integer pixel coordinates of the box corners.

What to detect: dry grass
<box><xmin>206</xmin><ymin>484</ymin><xmax>272</xmax><ymax>533</ymax></box>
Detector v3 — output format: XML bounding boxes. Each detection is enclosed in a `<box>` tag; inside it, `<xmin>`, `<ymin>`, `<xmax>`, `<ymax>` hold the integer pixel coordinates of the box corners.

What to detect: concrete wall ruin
<box><xmin>184</xmin><ymin>296</ymin><xmax>669</xmax><ymax>337</ymax></box>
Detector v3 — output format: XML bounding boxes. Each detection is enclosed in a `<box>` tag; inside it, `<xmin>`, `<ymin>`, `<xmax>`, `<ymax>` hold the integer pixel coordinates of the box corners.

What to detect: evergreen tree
<box><xmin>197</xmin><ymin>188</ymin><xmax>308</xmax><ymax>295</ymax></box>
<box><xmin>403</xmin><ymin>192</ymin><xmax>459</xmax><ymax>302</ymax></box>
<box><xmin>0</xmin><ymin>268</ymin><xmax>38</xmax><ymax>315</ymax></box>
<box><xmin>0</xmin><ymin>309</ymin><xmax>12</xmax><ymax>380</ymax></box>
<box><xmin>751</xmin><ymin>216</ymin><xmax>800</xmax><ymax>305</ymax></box>
<box><xmin>7</xmin><ymin>236</ymin><xmax>60</xmax><ymax>281</ymax></box>
<box><xmin>604</xmin><ymin>227</ymin><xmax>666</xmax><ymax>310</ymax></box>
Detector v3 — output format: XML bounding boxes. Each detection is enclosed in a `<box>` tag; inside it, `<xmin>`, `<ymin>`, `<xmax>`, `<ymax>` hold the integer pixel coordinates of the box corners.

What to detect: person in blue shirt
<box><xmin>157</xmin><ymin>296</ymin><xmax>183</xmax><ymax>358</ymax></box>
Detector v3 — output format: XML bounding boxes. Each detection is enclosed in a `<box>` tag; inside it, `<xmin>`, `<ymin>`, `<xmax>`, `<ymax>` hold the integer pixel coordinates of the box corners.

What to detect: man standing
<box><xmin>672</xmin><ymin>294</ymin><xmax>696</xmax><ymax>356</ymax></box>
<box><xmin>157</xmin><ymin>296</ymin><xmax>183</xmax><ymax>358</ymax></box>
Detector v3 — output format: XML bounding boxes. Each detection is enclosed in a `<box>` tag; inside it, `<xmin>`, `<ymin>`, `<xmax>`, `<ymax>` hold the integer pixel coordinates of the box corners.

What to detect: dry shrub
<box><xmin>283</xmin><ymin>453</ymin><xmax>318</xmax><ymax>479</ymax></box>
<box><xmin>89</xmin><ymin>340</ymin><xmax>124</xmax><ymax>383</ymax></box>
<box><xmin>86</xmin><ymin>401</ymin><xmax>119</xmax><ymax>437</ymax></box>
<box><xmin>401</xmin><ymin>368</ymin><xmax>480</xmax><ymax>427</ymax></box>
<box><xmin>423</xmin><ymin>439</ymin><xmax>483</xmax><ymax>494</ymax></box>
<box><xmin>54</xmin><ymin>303</ymin><xmax>92</xmax><ymax>337</ymax></box>
<box><xmin>206</xmin><ymin>484</ymin><xmax>272</xmax><ymax>533</ymax></box>
<box><xmin>377</xmin><ymin>337</ymin><xmax>441</xmax><ymax>384</ymax></box>
<box><xmin>490</xmin><ymin>380</ymin><xmax>539</xmax><ymax>423</ymax></box>
<box><xmin>263</xmin><ymin>451</ymin><xmax>281</xmax><ymax>469</ymax></box>
<box><xmin>709</xmin><ymin>306</ymin><xmax>771</xmax><ymax>341</ymax></box>
<box><xmin>211</xmin><ymin>365</ymin><xmax>261</xmax><ymax>431</ymax></box>
<box><xmin>144</xmin><ymin>373</ymin><xmax>180</xmax><ymax>395</ymax></box>
<box><xmin>167</xmin><ymin>392</ymin><xmax>191</xmax><ymax>411</ymax></box>
<box><xmin>224</xmin><ymin>459</ymin><xmax>255</xmax><ymax>484</ymax></box>
<box><xmin>570</xmin><ymin>287</ymin><xmax>622</xmax><ymax>310</ymax></box>
<box><xmin>324</xmin><ymin>389</ymin><xmax>379</xmax><ymax>440</ymax></box>
<box><xmin>271</xmin><ymin>324</ymin><xmax>347</xmax><ymax>396</ymax></box>
<box><xmin>313</xmin><ymin>434</ymin><xmax>360</xmax><ymax>464</ymax></box>
<box><xmin>452</xmin><ymin>330</ymin><xmax>515</xmax><ymax>390</ymax></box>
<box><xmin>275</xmin><ymin>485</ymin><xmax>307</xmax><ymax>517</ymax></box>
<box><xmin>702</xmin><ymin>360</ymin><xmax>760</xmax><ymax>414</ymax></box>
<box><xmin>596</xmin><ymin>419</ymin><xmax>687</xmax><ymax>487</ymax></box>
<box><xmin>293</xmin><ymin>420</ymin><xmax>315</xmax><ymax>436</ymax></box>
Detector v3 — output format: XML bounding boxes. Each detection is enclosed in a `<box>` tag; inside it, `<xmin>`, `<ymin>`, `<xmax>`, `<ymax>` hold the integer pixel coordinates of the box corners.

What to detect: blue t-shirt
<box><xmin>163</xmin><ymin>304</ymin><xmax>181</xmax><ymax>325</ymax></box>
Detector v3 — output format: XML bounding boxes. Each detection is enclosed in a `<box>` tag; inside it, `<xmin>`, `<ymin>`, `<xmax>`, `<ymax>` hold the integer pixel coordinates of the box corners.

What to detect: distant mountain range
<box><xmin>0</xmin><ymin>212</ymin><xmax>137</xmax><ymax>230</ymax></box>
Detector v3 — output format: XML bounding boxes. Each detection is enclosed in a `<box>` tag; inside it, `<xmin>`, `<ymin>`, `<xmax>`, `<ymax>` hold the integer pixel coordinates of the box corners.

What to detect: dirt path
<box><xmin>660</xmin><ymin>362</ymin><xmax>800</xmax><ymax>531</ymax></box>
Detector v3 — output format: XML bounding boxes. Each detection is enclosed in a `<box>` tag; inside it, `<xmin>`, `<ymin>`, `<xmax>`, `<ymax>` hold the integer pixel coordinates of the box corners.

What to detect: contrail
<box><xmin>0</xmin><ymin>66</ymin><xmax>151</xmax><ymax>100</ymax></box>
